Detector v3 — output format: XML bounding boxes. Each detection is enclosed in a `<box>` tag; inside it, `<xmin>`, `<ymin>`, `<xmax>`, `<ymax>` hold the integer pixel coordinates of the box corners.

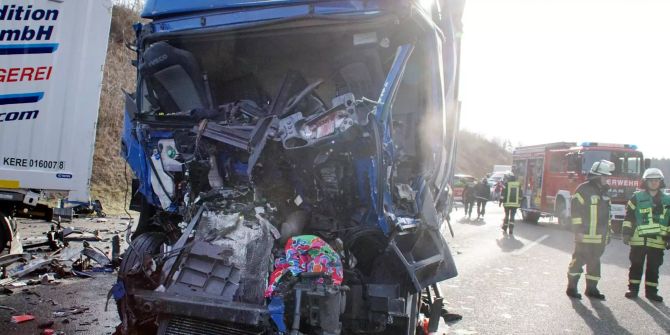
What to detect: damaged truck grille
<box><xmin>160</xmin><ymin>316</ymin><xmax>265</xmax><ymax>335</ymax></box>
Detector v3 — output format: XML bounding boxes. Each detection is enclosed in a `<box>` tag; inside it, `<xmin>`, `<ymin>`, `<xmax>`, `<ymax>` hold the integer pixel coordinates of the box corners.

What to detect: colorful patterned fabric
<box><xmin>265</xmin><ymin>235</ymin><xmax>343</xmax><ymax>297</ymax></box>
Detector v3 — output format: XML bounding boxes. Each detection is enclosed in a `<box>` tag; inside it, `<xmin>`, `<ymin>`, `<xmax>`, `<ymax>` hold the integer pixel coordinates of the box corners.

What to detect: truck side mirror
<box><xmin>123</xmin><ymin>90</ymin><xmax>138</xmax><ymax>121</ymax></box>
<box><xmin>644</xmin><ymin>158</ymin><xmax>651</xmax><ymax>170</ymax></box>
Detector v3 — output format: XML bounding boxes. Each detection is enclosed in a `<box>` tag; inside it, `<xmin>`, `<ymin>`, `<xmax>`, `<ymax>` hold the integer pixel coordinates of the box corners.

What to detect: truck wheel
<box><xmin>522</xmin><ymin>210</ymin><xmax>540</xmax><ymax>224</ymax></box>
<box><xmin>556</xmin><ymin>199</ymin><xmax>570</xmax><ymax>227</ymax></box>
<box><xmin>117</xmin><ymin>232</ymin><xmax>168</xmax><ymax>333</ymax></box>
<box><xmin>131</xmin><ymin>195</ymin><xmax>157</xmax><ymax>240</ymax></box>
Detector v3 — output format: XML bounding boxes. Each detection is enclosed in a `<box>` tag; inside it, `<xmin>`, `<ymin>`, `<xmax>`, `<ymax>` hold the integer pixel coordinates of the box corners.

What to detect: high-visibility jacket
<box><xmin>501</xmin><ymin>181</ymin><xmax>521</xmax><ymax>208</ymax></box>
<box><xmin>622</xmin><ymin>190</ymin><xmax>670</xmax><ymax>249</ymax></box>
<box><xmin>570</xmin><ymin>180</ymin><xmax>611</xmax><ymax>244</ymax></box>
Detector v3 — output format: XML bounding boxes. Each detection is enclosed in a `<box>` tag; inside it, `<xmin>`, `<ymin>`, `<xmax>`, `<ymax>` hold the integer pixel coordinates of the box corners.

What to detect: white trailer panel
<box><xmin>0</xmin><ymin>0</ymin><xmax>112</xmax><ymax>202</ymax></box>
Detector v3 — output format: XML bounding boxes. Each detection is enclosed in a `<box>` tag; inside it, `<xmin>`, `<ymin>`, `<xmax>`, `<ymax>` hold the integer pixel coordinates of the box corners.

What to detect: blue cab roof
<box><xmin>141</xmin><ymin>0</ymin><xmax>394</xmax><ymax>19</ymax></box>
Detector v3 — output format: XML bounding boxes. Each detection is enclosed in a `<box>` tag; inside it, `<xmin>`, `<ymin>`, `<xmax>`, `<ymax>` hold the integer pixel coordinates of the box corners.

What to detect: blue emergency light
<box><xmin>580</xmin><ymin>142</ymin><xmax>637</xmax><ymax>150</ymax></box>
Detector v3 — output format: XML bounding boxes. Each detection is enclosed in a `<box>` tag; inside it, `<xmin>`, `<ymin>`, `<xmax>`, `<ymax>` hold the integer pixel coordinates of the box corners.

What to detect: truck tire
<box><xmin>522</xmin><ymin>210</ymin><xmax>540</xmax><ymax>224</ymax></box>
<box><xmin>556</xmin><ymin>199</ymin><xmax>570</xmax><ymax>227</ymax></box>
<box><xmin>117</xmin><ymin>232</ymin><xmax>168</xmax><ymax>333</ymax></box>
<box><xmin>131</xmin><ymin>195</ymin><xmax>157</xmax><ymax>240</ymax></box>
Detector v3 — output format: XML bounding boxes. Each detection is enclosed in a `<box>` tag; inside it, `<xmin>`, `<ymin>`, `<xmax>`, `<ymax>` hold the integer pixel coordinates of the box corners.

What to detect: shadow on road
<box><xmin>634</xmin><ymin>299</ymin><xmax>670</xmax><ymax>330</ymax></box>
<box><xmin>651</xmin><ymin>301</ymin><xmax>670</xmax><ymax>319</ymax></box>
<box><xmin>512</xmin><ymin>222</ymin><xmax>647</xmax><ymax>272</ymax></box>
<box><xmin>570</xmin><ymin>299</ymin><xmax>633</xmax><ymax>335</ymax></box>
<box><xmin>458</xmin><ymin>217</ymin><xmax>487</xmax><ymax>226</ymax></box>
<box><xmin>496</xmin><ymin>236</ymin><xmax>524</xmax><ymax>252</ymax></box>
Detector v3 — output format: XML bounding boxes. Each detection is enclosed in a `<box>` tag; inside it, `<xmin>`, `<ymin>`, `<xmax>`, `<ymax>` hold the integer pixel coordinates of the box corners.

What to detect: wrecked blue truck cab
<box><xmin>118</xmin><ymin>1</ymin><xmax>461</xmax><ymax>333</ymax></box>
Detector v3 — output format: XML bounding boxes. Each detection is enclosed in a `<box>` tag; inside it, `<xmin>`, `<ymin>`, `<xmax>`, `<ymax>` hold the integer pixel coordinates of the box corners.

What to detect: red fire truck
<box><xmin>512</xmin><ymin>142</ymin><xmax>649</xmax><ymax>232</ymax></box>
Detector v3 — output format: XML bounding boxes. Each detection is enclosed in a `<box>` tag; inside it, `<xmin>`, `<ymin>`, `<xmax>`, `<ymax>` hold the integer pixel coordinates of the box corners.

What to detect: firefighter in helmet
<box><xmin>499</xmin><ymin>172</ymin><xmax>522</xmax><ymax>235</ymax></box>
<box><xmin>622</xmin><ymin>168</ymin><xmax>670</xmax><ymax>302</ymax></box>
<box><xmin>566</xmin><ymin>160</ymin><xmax>614</xmax><ymax>300</ymax></box>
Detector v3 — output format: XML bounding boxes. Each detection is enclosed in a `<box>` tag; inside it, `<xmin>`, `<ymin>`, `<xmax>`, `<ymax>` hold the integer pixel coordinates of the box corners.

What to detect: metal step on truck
<box><xmin>0</xmin><ymin>0</ymin><xmax>112</xmax><ymax>253</ymax></box>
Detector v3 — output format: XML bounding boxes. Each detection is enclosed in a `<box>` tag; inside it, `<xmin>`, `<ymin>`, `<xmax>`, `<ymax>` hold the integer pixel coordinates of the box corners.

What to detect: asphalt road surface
<box><xmin>441</xmin><ymin>204</ymin><xmax>670</xmax><ymax>334</ymax></box>
<box><xmin>1</xmin><ymin>205</ymin><xmax>669</xmax><ymax>334</ymax></box>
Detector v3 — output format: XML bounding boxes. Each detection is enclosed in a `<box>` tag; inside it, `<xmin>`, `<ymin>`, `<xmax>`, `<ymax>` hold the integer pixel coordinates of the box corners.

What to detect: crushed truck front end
<box><xmin>117</xmin><ymin>1</ymin><xmax>460</xmax><ymax>334</ymax></box>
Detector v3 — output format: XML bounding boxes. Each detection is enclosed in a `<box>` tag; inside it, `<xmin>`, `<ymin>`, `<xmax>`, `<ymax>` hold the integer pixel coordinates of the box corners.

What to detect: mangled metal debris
<box><xmin>115</xmin><ymin>1</ymin><xmax>461</xmax><ymax>334</ymax></box>
<box><xmin>7</xmin><ymin>258</ymin><xmax>53</xmax><ymax>279</ymax></box>
<box><xmin>0</xmin><ymin>253</ymin><xmax>29</xmax><ymax>268</ymax></box>
<box><xmin>81</xmin><ymin>242</ymin><xmax>111</xmax><ymax>267</ymax></box>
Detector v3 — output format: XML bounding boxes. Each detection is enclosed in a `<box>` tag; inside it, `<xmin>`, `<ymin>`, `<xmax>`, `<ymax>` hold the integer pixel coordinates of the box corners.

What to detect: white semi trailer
<box><xmin>0</xmin><ymin>0</ymin><xmax>112</xmax><ymax>252</ymax></box>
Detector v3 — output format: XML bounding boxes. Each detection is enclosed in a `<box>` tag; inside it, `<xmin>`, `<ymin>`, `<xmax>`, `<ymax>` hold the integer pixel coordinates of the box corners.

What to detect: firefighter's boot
<box><xmin>509</xmin><ymin>224</ymin><xmax>514</xmax><ymax>235</ymax></box>
<box><xmin>625</xmin><ymin>283</ymin><xmax>639</xmax><ymax>299</ymax></box>
<box><xmin>624</xmin><ymin>290</ymin><xmax>638</xmax><ymax>299</ymax></box>
<box><xmin>646</xmin><ymin>288</ymin><xmax>664</xmax><ymax>303</ymax></box>
<box><xmin>566</xmin><ymin>275</ymin><xmax>582</xmax><ymax>299</ymax></box>
<box><xmin>584</xmin><ymin>280</ymin><xmax>605</xmax><ymax>300</ymax></box>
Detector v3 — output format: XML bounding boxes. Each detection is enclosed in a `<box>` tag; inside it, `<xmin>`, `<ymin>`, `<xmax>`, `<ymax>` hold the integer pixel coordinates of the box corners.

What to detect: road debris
<box><xmin>54</xmin><ymin>246</ymin><xmax>84</xmax><ymax>262</ymax></box>
<box><xmin>7</xmin><ymin>258</ymin><xmax>52</xmax><ymax>278</ymax></box>
<box><xmin>64</xmin><ymin>232</ymin><xmax>101</xmax><ymax>242</ymax></box>
<box><xmin>0</xmin><ymin>253</ymin><xmax>29</xmax><ymax>268</ymax></box>
<box><xmin>52</xmin><ymin>306</ymin><xmax>90</xmax><ymax>318</ymax></box>
<box><xmin>40</xmin><ymin>273</ymin><xmax>57</xmax><ymax>284</ymax></box>
<box><xmin>81</xmin><ymin>241</ymin><xmax>111</xmax><ymax>267</ymax></box>
<box><xmin>0</xmin><ymin>305</ymin><xmax>17</xmax><ymax>312</ymax></box>
<box><xmin>38</xmin><ymin>320</ymin><xmax>55</xmax><ymax>329</ymax></box>
<box><xmin>11</xmin><ymin>314</ymin><xmax>35</xmax><ymax>323</ymax></box>
<box><xmin>71</xmin><ymin>270</ymin><xmax>93</xmax><ymax>278</ymax></box>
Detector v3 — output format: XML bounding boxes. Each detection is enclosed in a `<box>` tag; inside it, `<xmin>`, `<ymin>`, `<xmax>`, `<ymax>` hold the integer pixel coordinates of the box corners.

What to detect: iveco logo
<box><xmin>148</xmin><ymin>54</ymin><xmax>167</xmax><ymax>67</ymax></box>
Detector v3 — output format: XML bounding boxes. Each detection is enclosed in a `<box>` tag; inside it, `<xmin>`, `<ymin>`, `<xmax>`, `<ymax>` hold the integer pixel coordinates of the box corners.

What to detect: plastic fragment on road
<box><xmin>11</xmin><ymin>314</ymin><xmax>35</xmax><ymax>323</ymax></box>
<box><xmin>42</xmin><ymin>329</ymin><xmax>55</xmax><ymax>335</ymax></box>
<box><xmin>265</xmin><ymin>235</ymin><xmax>343</xmax><ymax>297</ymax></box>
<box><xmin>40</xmin><ymin>274</ymin><xmax>56</xmax><ymax>284</ymax></box>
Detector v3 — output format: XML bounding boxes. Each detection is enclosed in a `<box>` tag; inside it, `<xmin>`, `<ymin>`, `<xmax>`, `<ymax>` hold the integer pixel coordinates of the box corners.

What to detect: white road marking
<box><xmin>451</xmin><ymin>329</ymin><xmax>479</xmax><ymax>335</ymax></box>
<box><xmin>512</xmin><ymin>234</ymin><xmax>550</xmax><ymax>255</ymax></box>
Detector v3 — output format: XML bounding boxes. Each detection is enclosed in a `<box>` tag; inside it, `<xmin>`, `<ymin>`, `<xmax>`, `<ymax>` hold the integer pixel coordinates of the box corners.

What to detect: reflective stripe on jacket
<box><xmin>503</xmin><ymin>181</ymin><xmax>521</xmax><ymax>208</ymax></box>
<box><xmin>570</xmin><ymin>180</ymin><xmax>611</xmax><ymax>244</ymax></box>
<box><xmin>622</xmin><ymin>190</ymin><xmax>670</xmax><ymax>249</ymax></box>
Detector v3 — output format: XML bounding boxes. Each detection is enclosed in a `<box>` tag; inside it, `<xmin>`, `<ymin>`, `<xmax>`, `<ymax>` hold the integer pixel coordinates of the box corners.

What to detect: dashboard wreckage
<box><xmin>114</xmin><ymin>1</ymin><xmax>464</xmax><ymax>334</ymax></box>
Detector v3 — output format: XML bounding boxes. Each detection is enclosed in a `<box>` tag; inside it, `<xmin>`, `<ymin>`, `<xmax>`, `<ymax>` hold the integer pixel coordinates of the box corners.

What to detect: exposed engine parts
<box><xmin>118</xmin><ymin>17</ymin><xmax>458</xmax><ymax>334</ymax></box>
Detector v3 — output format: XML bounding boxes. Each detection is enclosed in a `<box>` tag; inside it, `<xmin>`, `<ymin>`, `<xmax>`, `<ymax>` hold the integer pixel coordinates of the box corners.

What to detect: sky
<box><xmin>458</xmin><ymin>0</ymin><xmax>670</xmax><ymax>158</ymax></box>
